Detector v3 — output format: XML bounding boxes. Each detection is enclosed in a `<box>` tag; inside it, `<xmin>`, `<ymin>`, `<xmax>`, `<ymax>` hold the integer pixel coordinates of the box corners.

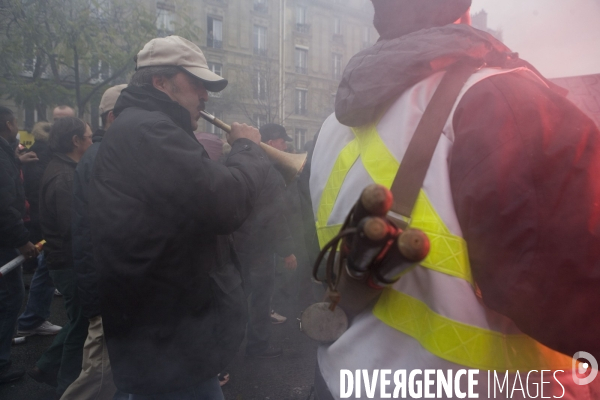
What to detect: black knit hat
<box><xmin>371</xmin><ymin>0</ymin><xmax>472</xmax><ymax>40</ymax></box>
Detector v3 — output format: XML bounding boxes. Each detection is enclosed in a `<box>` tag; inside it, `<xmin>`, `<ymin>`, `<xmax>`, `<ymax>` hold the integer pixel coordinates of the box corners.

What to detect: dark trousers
<box><xmin>0</xmin><ymin>248</ymin><xmax>24</xmax><ymax>372</ymax></box>
<box><xmin>238</xmin><ymin>253</ymin><xmax>275</xmax><ymax>353</ymax></box>
<box><xmin>36</xmin><ymin>268</ymin><xmax>89</xmax><ymax>395</ymax></box>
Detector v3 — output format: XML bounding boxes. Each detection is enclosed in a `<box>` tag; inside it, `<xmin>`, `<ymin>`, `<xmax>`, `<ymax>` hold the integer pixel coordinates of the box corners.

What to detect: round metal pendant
<box><xmin>300</xmin><ymin>302</ymin><xmax>349</xmax><ymax>343</ymax></box>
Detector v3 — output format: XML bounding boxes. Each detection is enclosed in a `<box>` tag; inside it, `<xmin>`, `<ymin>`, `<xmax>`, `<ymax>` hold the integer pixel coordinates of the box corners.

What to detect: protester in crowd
<box><xmin>17</xmin><ymin>121</ymin><xmax>62</xmax><ymax>338</ymax></box>
<box><xmin>262</xmin><ymin>124</ymin><xmax>314</xmax><ymax>311</ymax></box>
<box><xmin>52</xmin><ymin>106</ymin><xmax>75</xmax><ymax>121</ymax></box>
<box><xmin>310</xmin><ymin>0</ymin><xmax>600</xmax><ymax>398</ymax></box>
<box><xmin>89</xmin><ymin>36</ymin><xmax>270</xmax><ymax>399</ymax></box>
<box><xmin>232</xmin><ymin>123</ymin><xmax>297</xmax><ymax>359</ymax></box>
<box><xmin>60</xmin><ymin>84</ymin><xmax>127</xmax><ymax>400</ymax></box>
<box><xmin>28</xmin><ymin>117</ymin><xmax>93</xmax><ymax>398</ymax></box>
<box><xmin>0</xmin><ymin>106</ymin><xmax>39</xmax><ymax>384</ymax></box>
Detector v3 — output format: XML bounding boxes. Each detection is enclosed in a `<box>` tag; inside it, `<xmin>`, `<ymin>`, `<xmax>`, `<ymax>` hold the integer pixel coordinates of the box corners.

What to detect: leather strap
<box><xmin>389</xmin><ymin>61</ymin><xmax>481</xmax><ymax>228</ymax></box>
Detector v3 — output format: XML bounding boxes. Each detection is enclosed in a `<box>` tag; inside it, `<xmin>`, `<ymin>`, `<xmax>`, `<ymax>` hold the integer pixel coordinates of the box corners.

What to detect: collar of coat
<box><xmin>113</xmin><ymin>84</ymin><xmax>194</xmax><ymax>134</ymax></box>
<box><xmin>334</xmin><ymin>24</ymin><xmax>564</xmax><ymax>127</ymax></box>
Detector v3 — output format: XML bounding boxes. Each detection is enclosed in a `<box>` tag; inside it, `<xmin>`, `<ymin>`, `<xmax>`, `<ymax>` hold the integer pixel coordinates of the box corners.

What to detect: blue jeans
<box><xmin>17</xmin><ymin>252</ymin><xmax>55</xmax><ymax>331</ymax></box>
<box><xmin>0</xmin><ymin>248</ymin><xmax>25</xmax><ymax>371</ymax></box>
<box><xmin>121</xmin><ymin>377</ymin><xmax>224</xmax><ymax>400</ymax></box>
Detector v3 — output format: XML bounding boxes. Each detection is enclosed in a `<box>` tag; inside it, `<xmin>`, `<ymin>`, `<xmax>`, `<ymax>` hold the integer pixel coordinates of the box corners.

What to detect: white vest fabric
<box><xmin>310</xmin><ymin>68</ymin><xmax>598</xmax><ymax>399</ymax></box>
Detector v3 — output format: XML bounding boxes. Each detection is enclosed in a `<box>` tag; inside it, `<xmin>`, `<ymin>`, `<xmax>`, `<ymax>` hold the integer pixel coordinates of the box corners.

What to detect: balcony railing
<box><xmin>207</xmin><ymin>38</ymin><xmax>223</xmax><ymax>49</ymax></box>
<box><xmin>295</xmin><ymin>66</ymin><xmax>307</xmax><ymax>74</ymax></box>
<box><xmin>295</xmin><ymin>107</ymin><xmax>307</xmax><ymax>115</ymax></box>
<box><xmin>296</xmin><ymin>23</ymin><xmax>310</xmax><ymax>34</ymax></box>
<box><xmin>253</xmin><ymin>47</ymin><xmax>268</xmax><ymax>57</ymax></box>
<box><xmin>332</xmin><ymin>33</ymin><xmax>344</xmax><ymax>43</ymax></box>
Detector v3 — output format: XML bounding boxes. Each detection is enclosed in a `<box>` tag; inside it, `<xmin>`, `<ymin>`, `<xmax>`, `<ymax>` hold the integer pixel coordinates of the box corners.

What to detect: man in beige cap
<box><xmin>57</xmin><ymin>84</ymin><xmax>127</xmax><ymax>400</ymax></box>
<box><xmin>88</xmin><ymin>36</ymin><xmax>270</xmax><ymax>399</ymax></box>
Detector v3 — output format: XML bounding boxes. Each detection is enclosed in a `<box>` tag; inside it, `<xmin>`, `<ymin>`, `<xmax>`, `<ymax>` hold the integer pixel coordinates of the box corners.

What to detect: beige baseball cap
<box><xmin>135</xmin><ymin>36</ymin><xmax>228</xmax><ymax>92</ymax></box>
<box><xmin>99</xmin><ymin>84</ymin><xmax>127</xmax><ymax>115</ymax></box>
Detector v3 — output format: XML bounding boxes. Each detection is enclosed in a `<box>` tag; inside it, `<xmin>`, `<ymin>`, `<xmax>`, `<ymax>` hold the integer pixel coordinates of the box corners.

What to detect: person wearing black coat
<box><xmin>29</xmin><ymin>117</ymin><xmax>93</xmax><ymax>398</ymax></box>
<box><xmin>60</xmin><ymin>84</ymin><xmax>127</xmax><ymax>400</ymax></box>
<box><xmin>88</xmin><ymin>36</ymin><xmax>270</xmax><ymax>398</ymax></box>
<box><xmin>0</xmin><ymin>106</ymin><xmax>39</xmax><ymax>384</ymax></box>
<box><xmin>16</xmin><ymin>122</ymin><xmax>62</xmax><ymax>338</ymax></box>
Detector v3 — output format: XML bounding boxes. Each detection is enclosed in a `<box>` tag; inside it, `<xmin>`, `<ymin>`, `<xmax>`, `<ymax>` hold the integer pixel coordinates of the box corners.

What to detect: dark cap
<box><xmin>260</xmin><ymin>123</ymin><xmax>292</xmax><ymax>143</ymax></box>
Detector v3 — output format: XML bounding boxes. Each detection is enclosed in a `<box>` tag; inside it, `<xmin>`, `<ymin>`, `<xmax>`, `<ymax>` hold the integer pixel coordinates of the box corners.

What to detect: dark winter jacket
<box><xmin>72</xmin><ymin>139</ymin><xmax>102</xmax><ymax>319</ymax></box>
<box><xmin>89</xmin><ymin>84</ymin><xmax>270</xmax><ymax>394</ymax></box>
<box><xmin>233</xmin><ymin>165</ymin><xmax>294</xmax><ymax>260</ymax></box>
<box><xmin>22</xmin><ymin>139</ymin><xmax>52</xmax><ymax>243</ymax></box>
<box><xmin>39</xmin><ymin>153</ymin><xmax>78</xmax><ymax>270</ymax></box>
<box><xmin>331</xmin><ymin>23</ymin><xmax>600</xmax><ymax>358</ymax></box>
<box><xmin>71</xmin><ymin>128</ymin><xmax>124</xmax><ymax>319</ymax></box>
<box><xmin>0</xmin><ymin>137</ymin><xmax>29</xmax><ymax>249</ymax></box>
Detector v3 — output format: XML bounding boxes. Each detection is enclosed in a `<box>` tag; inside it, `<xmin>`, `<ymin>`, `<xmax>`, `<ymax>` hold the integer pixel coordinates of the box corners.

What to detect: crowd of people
<box><xmin>2</xmin><ymin>0</ymin><xmax>600</xmax><ymax>399</ymax></box>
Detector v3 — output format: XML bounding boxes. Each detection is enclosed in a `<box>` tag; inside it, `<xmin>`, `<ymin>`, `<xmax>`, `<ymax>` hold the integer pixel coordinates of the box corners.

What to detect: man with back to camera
<box><xmin>89</xmin><ymin>36</ymin><xmax>271</xmax><ymax>399</ymax></box>
<box><xmin>310</xmin><ymin>0</ymin><xmax>600</xmax><ymax>399</ymax></box>
<box><xmin>0</xmin><ymin>106</ymin><xmax>39</xmax><ymax>384</ymax></box>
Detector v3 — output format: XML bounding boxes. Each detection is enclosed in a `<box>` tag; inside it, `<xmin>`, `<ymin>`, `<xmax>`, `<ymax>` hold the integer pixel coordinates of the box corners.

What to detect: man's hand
<box><xmin>18</xmin><ymin>242</ymin><xmax>39</xmax><ymax>260</ymax></box>
<box><xmin>18</xmin><ymin>152</ymin><xmax>39</xmax><ymax>164</ymax></box>
<box><xmin>284</xmin><ymin>254</ymin><xmax>297</xmax><ymax>270</ymax></box>
<box><xmin>227</xmin><ymin>122</ymin><xmax>261</xmax><ymax>145</ymax></box>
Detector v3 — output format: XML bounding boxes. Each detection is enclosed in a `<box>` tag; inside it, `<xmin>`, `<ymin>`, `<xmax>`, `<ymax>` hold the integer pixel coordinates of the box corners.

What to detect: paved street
<box><xmin>0</xmin><ymin>270</ymin><xmax>321</xmax><ymax>400</ymax></box>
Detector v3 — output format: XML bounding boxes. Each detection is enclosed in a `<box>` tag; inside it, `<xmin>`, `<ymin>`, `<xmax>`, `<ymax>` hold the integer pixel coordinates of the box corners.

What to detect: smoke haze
<box><xmin>472</xmin><ymin>0</ymin><xmax>600</xmax><ymax>78</ymax></box>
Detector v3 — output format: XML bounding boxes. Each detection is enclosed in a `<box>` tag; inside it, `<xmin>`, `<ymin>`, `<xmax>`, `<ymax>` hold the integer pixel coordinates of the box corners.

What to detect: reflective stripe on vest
<box><xmin>315</xmin><ymin>121</ymin><xmax>572</xmax><ymax>372</ymax></box>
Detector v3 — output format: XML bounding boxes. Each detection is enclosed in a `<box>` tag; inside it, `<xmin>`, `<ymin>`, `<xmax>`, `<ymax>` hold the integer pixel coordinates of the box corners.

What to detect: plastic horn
<box><xmin>200</xmin><ymin>111</ymin><xmax>307</xmax><ymax>183</ymax></box>
<box><xmin>0</xmin><ymin>240</ymin><xmax>45</xmax><ymax>278</ymax></box>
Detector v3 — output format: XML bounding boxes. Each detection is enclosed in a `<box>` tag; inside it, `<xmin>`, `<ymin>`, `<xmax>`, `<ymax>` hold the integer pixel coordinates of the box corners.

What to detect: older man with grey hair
<box><xmin>89</xmin><ymin>36</ymin><xmax>270</xmax><ymax>399</ymax></box>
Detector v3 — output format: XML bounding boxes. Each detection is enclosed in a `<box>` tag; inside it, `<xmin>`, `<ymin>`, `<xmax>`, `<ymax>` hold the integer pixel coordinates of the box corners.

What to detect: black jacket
<box><xmin>22</xmin><ymin>139</ymin><xmax>52</xmax><ymax>243</ymax></box>
<box><xmin>72</xmin><ymin>139</ymin><xmax>102</xmax><ymax>319</ymax></box>
<box><xmin>233</xmin><ymin>165</ymin><xmax>294</xmax><ymax>260</ymax></box>
<box><xmin>89</xmin><ymin>85</ymin><xmax>270</xmax><ymax>394</ymax></box>
<box><xmin>0</xmin><ymin>137</ymin><xmax>29</xmax><ymax>249</ymax></box>
<box><xmin>39</xmin><ymin>153</ymin><xmax>77</xmax><ymax>270</ymax></box>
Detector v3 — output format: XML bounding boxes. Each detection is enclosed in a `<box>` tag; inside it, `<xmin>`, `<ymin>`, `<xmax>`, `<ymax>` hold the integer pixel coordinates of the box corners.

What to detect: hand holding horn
<box><xmin>200</xmin><ymin>111</ymin><xmax>307</xmax><ymax>183</ymax></box>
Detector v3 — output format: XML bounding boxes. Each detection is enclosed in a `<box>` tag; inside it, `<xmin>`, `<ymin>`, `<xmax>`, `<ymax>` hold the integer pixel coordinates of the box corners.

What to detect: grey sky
<box><xmin>471</xmin><ymin>0</ymin><xmax>600</xmax><ymax>78</ymax></box>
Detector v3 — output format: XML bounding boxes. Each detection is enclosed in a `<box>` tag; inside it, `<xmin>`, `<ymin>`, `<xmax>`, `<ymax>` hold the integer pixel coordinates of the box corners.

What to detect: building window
<box><xmin>253</xmin><ymin>0</ymin><xmax>268</xmax><ymax>13</ymax></box>
<box><xmin>253</xmin><ymin>113</ymin><xmax>267</xmax><ymax>128</ymax></box>
<box><xmin>296</xmin><ymin>6</ymin><xmax>309</xmax><ymax>33</ymax></box>
<box><xmin>295</xmin><ymin>48</ymin><xmax>307</xmax><ymax>74</ymax></box>
<box><xmin>208</xmin><ymin>62</ymin><xmax>223</xmax><ymax>76</ymax></box>
<box><xmin>363</xmin><ymin>26</ymin><xmax>371</xmax><ymax>48</ymax></box>
<box><xmin>295</xmin><ymin>128</ymin><xmax>306</xmax><ymax>150</ymax></box>
<box><xmin>253</xmin><ymin>25</ymin><xmax>267</xmax><ymax>56</ymax></box>
<box><xmin>333</xmin><ymin>17</ymin><xmax>341</xmax><ymax>35</ymax></box>
<box><xmin>254</xmin><ymin>69</ymin><xmax>266</xmax><ymax>100</ymax></box>
<box><xmin>205</xmin><ymin>110</ymin><xmax>223</xmax><ymax>135</ymax></box>
<box><xmin>90</xmin><ymin>58</ymin><xmax>110</xmax><ymax>83</ymax></box>
<box><xmin>156</xmin><ymin>3</ymin><xmax>176</xmax><ymax>36</ymax></box>
<box><xmin>332</xmin><ymin>53</ymin><xmax>342</xmax><ymax>80</ymax></box>
<box><xmin>207</xmin><ymin>16</ymin><xmax>223</xmax><ymax>49</ymax></box>
<box><xmin>295</xmin><ymin>89</ymin><xmax>307</xmax><ymax>115</ymax></box>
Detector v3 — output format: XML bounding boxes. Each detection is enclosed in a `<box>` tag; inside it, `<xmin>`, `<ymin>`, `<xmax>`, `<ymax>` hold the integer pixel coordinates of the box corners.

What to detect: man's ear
<box><xmin>152</xmin><ymin>75</ymin><xmax>168</xmax><ymax>91</ymax></box>
<box><xmin>107</xmin><ymin>110</ymin><xmax>115</xmax><ymax>125</ymax></box>
<box><xmin>72</xmin><ymin>134</ymin><xmax>80</xmax><ymax>149</ymax></box>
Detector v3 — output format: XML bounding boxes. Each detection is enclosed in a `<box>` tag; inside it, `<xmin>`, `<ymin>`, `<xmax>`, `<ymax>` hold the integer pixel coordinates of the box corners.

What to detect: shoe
<box><xmin>17</xmin><ymin>321</ymin><xmax>62</xmax><ymax>337</ymax></box>
<box><xmin>54</xmin><ymin>289</ymin><xmax>62</xmax><ymax>296</ymax></box>
<box><xmin>246</xmin><ymin>345</ymin><xmax>282</xmax><ymax>359</ymax></box>
<box><xmin>0</xmin><ymin>362</ymin><xmax>25</xmax><ymax>384</ymax></box>
<box><xmin>27</xmin><ymin>366</ymin><xmax>58</xmax><ymax>387</ymax></box>
<box><xmin>270</xmin><ymin>310</ymin><xmax>287</xmax><ymax>324</ymax></box>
